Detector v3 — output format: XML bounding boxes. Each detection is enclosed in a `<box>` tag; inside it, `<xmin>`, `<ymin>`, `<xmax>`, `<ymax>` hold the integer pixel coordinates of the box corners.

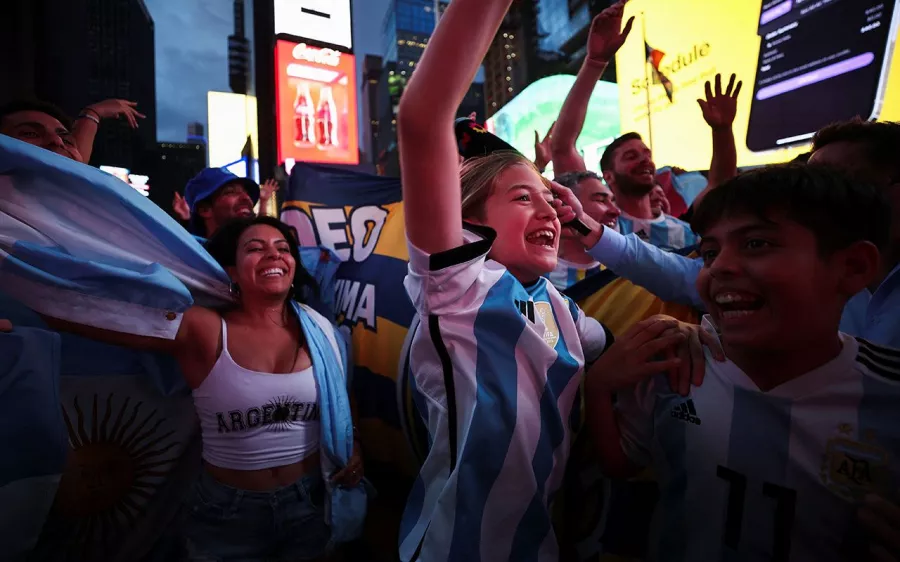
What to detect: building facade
<box><xmin>483</xmin><ymin>0</ymin><xmax>540</xmax><ymax>117</ymax></box>
<box><xmin>147</xmin><ymin>141</ymin><xmax>207</xmax><ymax>221</ymax></box>
<box><xmin>361</xmin><ymin>54</ymin><xmax>386</xmax><ymax>166</ymax></box>
<box><xmin>187</xmin><ymin>122</ymin><xmax>206</xmax><ymax>144</ymax></box>
<box><xmin>1</xmin><ymin>0</ymin><xmax>157</xmax><ymax>170</ymax></box>
<box><xmin>382</xmin><ymin>0</ymin><xmax>437</xmax><ymax>75</ymax></box>
<box><xmin>536</xmin><ymin>0</ymin><xmax>619</xmax><ymax>74</ymax></box>
<box><xmin>228</xmin><ymin>0</ymin><xmax>251</xmax><ymax>95</ymax></box>
<box><xmin>482</xmin><ymin>0</ymin><xmax>618</xmax><ymax>117</ymax></box>
<box><xmin>373</xmin><ymin>0</ymin><xmax>487</xmax><ymax>172</ymax></box>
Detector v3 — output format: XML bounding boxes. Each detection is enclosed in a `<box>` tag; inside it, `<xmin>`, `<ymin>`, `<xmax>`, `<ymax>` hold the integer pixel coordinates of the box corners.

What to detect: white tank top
<box><xmin>192</xmin><ymin>318</ymin><xmax>320</xmax><ymax>470</ymax></box>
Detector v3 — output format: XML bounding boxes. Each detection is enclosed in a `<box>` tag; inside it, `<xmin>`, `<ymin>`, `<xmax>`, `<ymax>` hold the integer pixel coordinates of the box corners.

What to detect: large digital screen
<box><xmin>486</xmin><ymin>75</ymin><xmax>620</xmax><ymax>176</ymax></box>
<box><xmin>99</xmin><ymin>166</ymin><xmax>150</xmax><ymax>197</ymax></box>
<box><xmin>275</xmin><ymin>40</ymin><xmax>359</xmax><ymax>166</ymax></box>
<box><xmin>274</xmin><ymin>0</ymin><xmax>353</xmax><ymax>51</ymax></box>
<box><xmin>207</xmin><ymin>91</ymin><xmax>258</xmax><ymax>169</ymax></box>
<box><xmin>616</xmin><ymin>0</ymin><xmax>900</xmax><ymax>170</ymax></box>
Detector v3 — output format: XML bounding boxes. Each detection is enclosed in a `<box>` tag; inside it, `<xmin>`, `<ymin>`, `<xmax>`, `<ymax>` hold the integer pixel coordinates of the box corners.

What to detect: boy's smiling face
<box><xmin>696</xmin><ymin>211</ymin><xmax>860</xmax><ymax>351</ymax></box>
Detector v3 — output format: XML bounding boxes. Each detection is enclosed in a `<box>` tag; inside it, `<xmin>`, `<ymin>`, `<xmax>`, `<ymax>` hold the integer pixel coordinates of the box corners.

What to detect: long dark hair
<box><xmin>205</xmin><ymin>216</ymin><xmax>318</xmax><ymax>303</ymax></box>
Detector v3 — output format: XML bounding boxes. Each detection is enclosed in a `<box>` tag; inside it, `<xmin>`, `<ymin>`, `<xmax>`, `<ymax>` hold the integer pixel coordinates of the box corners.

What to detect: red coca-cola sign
<box><xmin>275</xmin><ymin>39</ymin><xmax>359</xmax><ymax>166</ymax></box>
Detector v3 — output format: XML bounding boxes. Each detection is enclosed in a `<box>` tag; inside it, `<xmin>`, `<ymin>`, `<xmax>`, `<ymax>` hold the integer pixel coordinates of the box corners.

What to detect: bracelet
<box><xmin>77</xmin><ymin>113</ymin><xmax>100</xmax><ymax>125</ymax></box>
<box><xmin>83</xmin><ymin>107</ymin><xmax>101</xmax><ymax>119</ymax></box>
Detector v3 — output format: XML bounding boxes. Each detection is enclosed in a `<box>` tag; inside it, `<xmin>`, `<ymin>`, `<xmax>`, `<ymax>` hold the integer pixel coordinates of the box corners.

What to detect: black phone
<box><xmin>746</xmin><ymin>0</ymin><xmax>899</xmax><ymax>152</ymax></box>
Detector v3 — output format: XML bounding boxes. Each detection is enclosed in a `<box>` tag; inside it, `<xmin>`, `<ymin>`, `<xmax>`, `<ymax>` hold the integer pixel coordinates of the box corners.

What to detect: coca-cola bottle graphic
<box><xmin>293</xmin><ymin>83</ymin><xmax>315</xmax><ymax>146</ymax></box>
<box><xmin>316</xmin><ymin>86</ymin><xmax>339</xmax><ymax>149</ymax></box>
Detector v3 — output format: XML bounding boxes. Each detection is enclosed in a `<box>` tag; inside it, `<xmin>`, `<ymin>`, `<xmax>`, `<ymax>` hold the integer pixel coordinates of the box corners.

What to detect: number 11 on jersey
<box><xmin>717</xmin><ymin>466</ymin><xmax>797</xmax><ymax>562</ymax></box>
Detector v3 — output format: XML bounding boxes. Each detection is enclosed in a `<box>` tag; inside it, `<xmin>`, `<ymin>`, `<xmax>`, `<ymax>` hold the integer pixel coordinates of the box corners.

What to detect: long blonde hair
<box><xmin>460</xmin><ymin>151</ymin><xmax>550</xmax><ymax>219</ymax></box>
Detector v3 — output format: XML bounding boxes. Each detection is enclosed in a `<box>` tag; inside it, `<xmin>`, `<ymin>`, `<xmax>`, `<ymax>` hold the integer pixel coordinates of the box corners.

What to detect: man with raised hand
<box><xmin>549</xmin><ymin>1</ymin><xmax>741</xmax><ymax>251</ymax></box>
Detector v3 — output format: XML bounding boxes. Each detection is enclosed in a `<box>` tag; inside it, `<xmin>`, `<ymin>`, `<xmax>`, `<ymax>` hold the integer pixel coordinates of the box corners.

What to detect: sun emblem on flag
<box><xmin>45</xmin><ymin>393</ymin><xmax>182</xmax><ymax>558</ymax></box>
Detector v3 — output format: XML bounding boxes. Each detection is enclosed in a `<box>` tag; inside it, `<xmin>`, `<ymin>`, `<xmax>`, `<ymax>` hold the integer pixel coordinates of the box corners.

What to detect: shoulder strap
<box><xmin>220</xmin><ymin>316</ymin><xmax>228</xmax><ymax>349</ymax></box>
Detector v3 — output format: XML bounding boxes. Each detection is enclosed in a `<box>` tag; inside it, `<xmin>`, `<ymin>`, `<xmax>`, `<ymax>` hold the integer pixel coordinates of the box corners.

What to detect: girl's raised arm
<box><xmin>397</xmin><ymin>0</ymin><xmax>514</xmax><ymax>255</ymax></box>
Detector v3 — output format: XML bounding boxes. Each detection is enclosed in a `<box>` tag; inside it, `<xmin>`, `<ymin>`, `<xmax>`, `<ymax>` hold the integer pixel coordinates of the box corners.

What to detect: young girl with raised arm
<box><xmin>394</xmin><ymin>1</ymin><xmax>711</xmax><ymax>560</ymax></box>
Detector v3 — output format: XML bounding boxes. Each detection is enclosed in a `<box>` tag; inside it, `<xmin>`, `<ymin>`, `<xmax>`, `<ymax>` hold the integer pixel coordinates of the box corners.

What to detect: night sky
<box><xmin>145</xmin><ymin>0</ymin><xmax>390</xmax><ymax>147</ymax></box>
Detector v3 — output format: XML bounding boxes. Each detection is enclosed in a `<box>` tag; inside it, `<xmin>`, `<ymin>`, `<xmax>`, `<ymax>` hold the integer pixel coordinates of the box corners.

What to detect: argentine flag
<box><xmin>0</xmin><ymin>135</ymin><xmax>231</xmax><ymax>561</ymax></box>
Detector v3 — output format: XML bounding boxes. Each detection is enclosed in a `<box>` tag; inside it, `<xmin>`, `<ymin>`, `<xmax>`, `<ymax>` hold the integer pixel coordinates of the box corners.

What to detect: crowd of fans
<box><xmin>2</xmin><ymin>0</ymin><xmax>900</xmax><ymax>561</ymax></box>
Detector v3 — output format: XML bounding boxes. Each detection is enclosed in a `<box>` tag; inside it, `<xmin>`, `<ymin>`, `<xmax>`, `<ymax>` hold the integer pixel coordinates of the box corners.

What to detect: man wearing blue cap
<box><xmin>184</xmin><ymin>167</ymin><xmax>261</xmax><ymax>239</ymax></box>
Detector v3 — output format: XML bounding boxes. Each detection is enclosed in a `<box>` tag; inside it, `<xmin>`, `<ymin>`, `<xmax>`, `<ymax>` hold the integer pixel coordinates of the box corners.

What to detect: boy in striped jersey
<box><xmin>587</xmin><ymin>164</ymin><xmax>900</xmax><ymax>561</ymax></box>
<box><xmin>548</xmin><ymin>171</ymin><xmax>620</xmax><ymax>290</ymax></box>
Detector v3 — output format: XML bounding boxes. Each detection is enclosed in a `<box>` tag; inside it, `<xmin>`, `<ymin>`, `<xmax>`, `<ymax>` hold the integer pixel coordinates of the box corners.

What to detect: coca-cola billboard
<box><xmin>275</xmin><ymin>39</ymin><xmax>359</xmax><ymax>166</ymax></box>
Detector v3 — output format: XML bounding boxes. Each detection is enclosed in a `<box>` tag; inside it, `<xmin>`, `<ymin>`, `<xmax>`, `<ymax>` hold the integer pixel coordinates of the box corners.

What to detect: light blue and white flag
<box><xmin>0</xmin><ymin>135</ymin><xmax>231</xmax><ymax>562</ymax></box>
<box><xmin>0</xmin><ymin>136</ymin><xmax>364</xmax><ymax>560</ymax></box>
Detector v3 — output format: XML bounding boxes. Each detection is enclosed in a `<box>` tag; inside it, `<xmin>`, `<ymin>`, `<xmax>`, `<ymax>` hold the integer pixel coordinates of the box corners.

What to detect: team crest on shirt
<box><xmin>820</xmin><ymin>424</ymin><xmax>891</xmax><ymax>501</ymax></box>
<box><xmin>515</xmin><ymin>300</ymin><xmax>560</xmax><ymax>348</ymax></box>
<box><xmin>534</xmin><ymin>302</ymin><xmax>560</xmax><ymax>348</ymax></box>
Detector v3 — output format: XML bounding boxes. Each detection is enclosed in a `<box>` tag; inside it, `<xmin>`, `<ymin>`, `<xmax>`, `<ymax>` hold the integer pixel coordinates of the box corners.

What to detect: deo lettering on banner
<box><xmin>281</xmin><ymin>205</ymin><xmax>388</xmax><ymax>331</ymax></box>
<box><xmin>281</xmin><ymin>205</ymin><xmax>389</xmax><ymax>263</ymax></box>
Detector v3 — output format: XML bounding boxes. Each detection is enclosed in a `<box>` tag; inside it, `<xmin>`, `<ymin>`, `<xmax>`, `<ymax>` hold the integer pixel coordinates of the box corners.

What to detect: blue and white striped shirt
<box><xmin>400</xmin><ymin>226</ymin><xmax>611</xmax><ymax>562</ymax></box>
<box><xmin>546</xmin><ymin>258</ymin><xmax>603</xmax><ymax>291</ymax></box>
<box><xmin>617</xmin><ymin>317</ymin><xmax>900</xmax><ymax>561</ymax></box>
<box><xmin>616</xmin><ymin>211</ymin><xmax>697</xmax><ymax>251</ymax></box>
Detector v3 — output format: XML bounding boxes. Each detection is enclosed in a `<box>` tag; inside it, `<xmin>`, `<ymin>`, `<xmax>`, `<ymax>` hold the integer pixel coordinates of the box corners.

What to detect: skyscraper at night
<box><xmin>1</xmin><ymin>0</ymin><xmax>157</xmax><ymax>170</ymax></box>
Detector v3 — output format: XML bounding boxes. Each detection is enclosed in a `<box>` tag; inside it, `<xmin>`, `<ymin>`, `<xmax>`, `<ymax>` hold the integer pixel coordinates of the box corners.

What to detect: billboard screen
<box><xmin>274</xmin><ymin>0</ymin><xmax>353</xmax><ymax>51</ymax></box>
<box><xmin>616</xmin><ymin>0</ymin><xmax>900</xmax><ymax>170</ymax></box>
<box><xmin>486</xmin><ymin>75</ymin><xmax>620</xmax><ymax>176</ymax></box>
<box><xmin>275</xmin><ymin>40</ymin><xmax>359</xmax><ymax>166</ymax></box>
<box><xmin>207</xmin><ymin>92</ymin><xmax>258</xmax><ymax>170</ymax></box>
<box><xmin>99</xmin><ymin>166</ymin><xmax>150</xmax><ymax>197</ymax></box>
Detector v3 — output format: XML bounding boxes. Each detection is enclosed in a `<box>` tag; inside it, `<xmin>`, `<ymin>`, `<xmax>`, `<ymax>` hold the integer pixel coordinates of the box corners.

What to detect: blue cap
<box><xmin>184</xmin><ymin>168</ymin><xmax>260</xmax><ymax>231</ymax></box>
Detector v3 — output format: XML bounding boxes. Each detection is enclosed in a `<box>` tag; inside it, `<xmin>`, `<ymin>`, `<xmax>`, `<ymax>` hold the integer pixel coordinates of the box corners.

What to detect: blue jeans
<box><xmin>183</xmin><ymin>471</ymin><xmax>331</xmax><ymax>562</ymax></box>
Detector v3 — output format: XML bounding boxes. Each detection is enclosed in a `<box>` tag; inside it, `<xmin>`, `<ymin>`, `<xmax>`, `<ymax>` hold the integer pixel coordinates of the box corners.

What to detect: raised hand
<box><xmin>86</xmin><ymin>99</ymin><xmax>146</xmax><ymax>129</ymax></box>
<box><xmin>534</xmin><ymin>122</ymin><xmax>556</xmax><ymax>171</ymax></box>
<box><xmin>172</xmin><ymin>191</ymin><xmax>191</xmax><ymax>222</ymax></box>
<box><xmin>698</xmin><ymin>73</ymin><xmax>742</xmax><ymax>131</ymax></box>
<box><xmin>259</xmin><ymin>178</ymin><xmax>280</xmax><ymax>202</ymax></box>
<box><xmin>587</xmin><ymin>315</ymin><xmax>686</xmax><ymax>392</ymax></box>
<box><xmin>587</xmin><ymin>0</ymin><xmax>635</xmax><ymax>63</ymax></box>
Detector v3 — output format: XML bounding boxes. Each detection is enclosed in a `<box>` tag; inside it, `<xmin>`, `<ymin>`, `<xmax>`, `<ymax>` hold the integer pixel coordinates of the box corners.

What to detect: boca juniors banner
<box><xmin>280</xmin><ymin>163</ymin><xmax>420</xmax><ymax>483</ymax></box>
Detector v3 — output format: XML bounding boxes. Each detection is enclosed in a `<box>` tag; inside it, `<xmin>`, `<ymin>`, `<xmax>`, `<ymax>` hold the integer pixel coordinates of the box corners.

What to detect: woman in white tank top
<box><xmin>34</xmin><ymin>216</ymin><xmax>364</xmax><ymax>561</ymax></box>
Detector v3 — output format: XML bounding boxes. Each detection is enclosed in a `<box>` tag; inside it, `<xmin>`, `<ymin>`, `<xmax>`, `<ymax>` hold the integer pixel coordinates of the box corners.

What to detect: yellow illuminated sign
<box><xmin>616</xmin><ymin>0</ymin><xmax>900</xmax><ymax>170</ymax></box>
<box><xmin>207</xmin><ymin>92</ymin><xmax>259</xmax><ymax>168</ymax></box>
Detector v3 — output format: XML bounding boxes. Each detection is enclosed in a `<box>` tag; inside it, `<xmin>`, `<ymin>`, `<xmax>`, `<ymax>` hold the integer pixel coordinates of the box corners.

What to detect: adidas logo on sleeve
<box><xmin>670</xmin><ymin>399</ymin><xmax>702</xmax><ymax>425</ymax></box>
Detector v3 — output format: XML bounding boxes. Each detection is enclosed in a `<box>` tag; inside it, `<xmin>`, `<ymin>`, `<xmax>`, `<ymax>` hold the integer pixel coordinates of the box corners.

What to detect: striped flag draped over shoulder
<box><xmin>0</xmin><ymin>135</ymin><xmax>231</xmax><ymax>561</ymax></box>
<box><xmin>280</xmin><ymin>162</ymin><xmax>419</xmax><ymax>557</ymax></box>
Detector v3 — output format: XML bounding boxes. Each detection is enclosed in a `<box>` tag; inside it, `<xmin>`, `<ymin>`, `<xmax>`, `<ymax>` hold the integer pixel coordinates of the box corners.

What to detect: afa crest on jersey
<box><xmin>820</xmin><ymin>424</ymin><xmax>891</xmax><ymax>501</ymax></box>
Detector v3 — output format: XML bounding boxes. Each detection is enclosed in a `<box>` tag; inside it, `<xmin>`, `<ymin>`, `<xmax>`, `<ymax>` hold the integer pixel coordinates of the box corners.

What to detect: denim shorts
<box><xmin>183</xmin><ymin>471</ymin><xmax>331</xmax><ymax>562</ymax></box>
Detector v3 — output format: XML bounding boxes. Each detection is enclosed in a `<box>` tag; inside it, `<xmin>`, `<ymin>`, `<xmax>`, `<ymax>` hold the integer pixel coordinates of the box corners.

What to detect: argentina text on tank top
<box><xmin>192</xmin><ymin>318</ymin><xmax>320</xmax><ymax>470</ymax></box>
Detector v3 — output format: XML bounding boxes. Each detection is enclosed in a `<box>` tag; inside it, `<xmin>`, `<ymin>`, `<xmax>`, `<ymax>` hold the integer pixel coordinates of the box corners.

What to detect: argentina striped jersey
<box><xmin>546</xmin><ymin>258</ymin><xmax>603</xmax><ymax>291</ymax></box>
<box><xmin>616</xmin><ymin>211</ymin><xmax>697</xmax><ymax>251</ymax></box>
<box><xmin>399</xmin><ymin>225</ymin><xmax>612</xmax><ymax>562</ymax></box>
<box><xmin>617</xmin><ymin>317</ymin><xmax>900</xmax><ymax>561</ymax></box>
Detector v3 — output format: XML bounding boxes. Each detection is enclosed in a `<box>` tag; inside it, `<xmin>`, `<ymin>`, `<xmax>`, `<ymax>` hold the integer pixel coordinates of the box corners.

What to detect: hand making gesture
<box><xmin>698</xmin><ymin>73</ymin><xmax>743</xmax><ymax>131</ymax></box>
<box><xmin>587</xmin><ymin>0</ymin><xmax>635</xmax><ymax>64</ymax></box>
<box><xmin>172</xmin><ymin>191</ymin><xmax>191</xmax><ymax>222</ymax></box>
<box><xmin>85</xmin><ymin>99</ymin><xmax>146</xmax><ymax>129</ymax></box>
<box><xmin>259</xmin><ymin>178</ymin><xmax>280</xmax><ymax>202</ymax></box>
<box><xmin>533</xmin><ymin>122</ymin><xmax>555</xmax><ymax>171</ymax></box>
